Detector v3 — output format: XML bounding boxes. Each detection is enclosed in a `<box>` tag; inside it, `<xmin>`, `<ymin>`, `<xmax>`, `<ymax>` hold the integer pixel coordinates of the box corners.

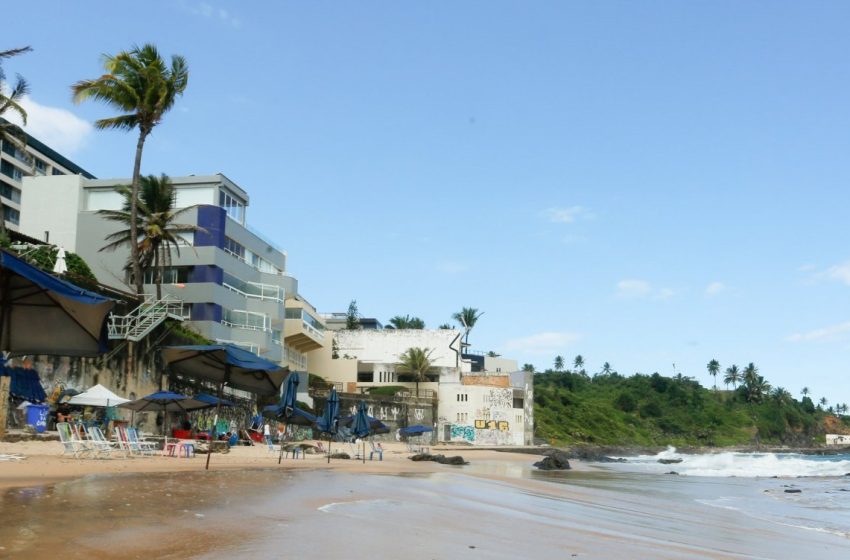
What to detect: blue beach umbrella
<box><xmin>0</xmin><ymin>249</ymin><xmax>115</xmax><ymax>356</ymax></box>
<box><xmin>162</xmin><ymin>344</ymin><xmax>286</xmax><ymax>470</ymax></box>
<box><xmin>399</xmin><ymin>425</ymin><xmax>433</xmax><ymax>436</ymax></box>
<box><xmin>193</xmin><ymin>393</ymin><xmax>236</xmax><ymax>408</ymax></box>
<box><xmin>352</xmin><ymin>401</ymin><xmax>372</xmax><ymax>464</ymax></box>
<box><xmin>119</xmin><ymin>391</ymin><xmax>211</xmax><ymax>443</ymax></box>
<box><xmin>316</xmin><ymin>388</ymin><xmax>339</xmax><ymax>463</ymax></box>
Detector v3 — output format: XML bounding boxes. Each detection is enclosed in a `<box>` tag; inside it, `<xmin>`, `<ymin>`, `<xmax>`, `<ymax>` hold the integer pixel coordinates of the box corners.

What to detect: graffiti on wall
<box><xmin>474</xmin><ymin>428</ymin><xmax>513</xmax><ymax>445</ymax></box>
<box><xmin>450</xmin><ymin>424</ymin><xmax>474</xmax><ymax>442</ymax></box>
<box><xmin>474</xmin><ymin>419</ymin><xmax>509</xmax><ymax>431</ymax></box>
<box><xmin>483</xmin><ymin>388</ymin><xmax>512</xmax><ymax>410</ymax></box>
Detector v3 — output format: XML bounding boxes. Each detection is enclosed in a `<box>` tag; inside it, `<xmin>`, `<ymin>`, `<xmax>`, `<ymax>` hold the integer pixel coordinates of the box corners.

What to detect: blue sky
<box><xmin>4</xmin><ymin>1</ymin><xmax>850</xmax><ymax>406</ymax></box>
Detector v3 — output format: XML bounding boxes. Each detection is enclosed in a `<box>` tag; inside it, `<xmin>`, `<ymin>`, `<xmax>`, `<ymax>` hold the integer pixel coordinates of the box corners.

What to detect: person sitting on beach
<box><xmin>56</xmin><ymin>402</ymin><xmax>73</xmax><ymax>423</ymax></box>
<box><xmin>276</xmin><ymin>423</ymin><xmax>285</xmax><ymax>443</ymax></box>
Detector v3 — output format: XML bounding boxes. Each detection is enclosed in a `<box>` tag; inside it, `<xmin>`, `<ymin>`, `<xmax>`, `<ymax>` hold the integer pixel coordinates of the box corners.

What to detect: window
<box><xmin>516</xmin><ymin>415</ymin><xmax>523</xmax><ymax>424</ymax></box>
<box><xmin>357</xmin><ymin>372</ymin><xmax>374</xmax><ymax>383</ymax></box>
<box><xmin>224</xmin><ymin>237</ymin><xmax>245</xmax><ymax>259</ymax></box>
<box><xmin>1</xmin><ymin>160</ymin><xmax>23</xmax><ymax>181</ymax></box>
<box><xmin>3</xmin><ymin>206</ymin><xmax>20</xmax><ymax>225</ymax></box>
<box><xmin>141</xmin><ymin>266</ymin><xmax>192</xmax><ymax>285</ymax></box>
<box><xmin>219</xmin><ymin>189</ymin><xmax>245</xmax><ymax>223</ymax></box>
<box><xmin>513</xmin><ymin>398</ymin><xmax>524</xmax><ymax>409</ymax></box>
<box><xmin>52</xmin><ymin>168</ymin><xmax>65</xmax><ymax>176</ymax></box>
<box><xmin>0</xmin><ymin>180</ymin><xmax>21</xmax><ymax>203</ymax></box>
<box><xmin>34</xmin><ymin>158</ymin><xmax>47</xmax><ymax>174</ymax></box>
<box><xmin>222</xmin><ymin>308</ymin><xmax>270</xmax><ymax>331</ymax></box>
<box><xmin>456</xmin><ymin>394</ymin><xmax>468</xmax><ymax>402</ymax></box>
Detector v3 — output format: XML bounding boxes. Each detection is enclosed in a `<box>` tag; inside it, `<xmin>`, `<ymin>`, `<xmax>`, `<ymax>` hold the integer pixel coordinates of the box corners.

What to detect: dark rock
<box><xmin>784</xmin><ymin>489</ymin><xmax>802</xmax><ymax>493</ymax></box>
<box><xmin>409</xmin><ymin>453</ymin><xmax>469</xmax><ymax>465</ymax></box>
<box><xmin>329</xmin><ymin>452</ymin><xmax>350</xmax><ymax>459</ymax></box>
<box><xmin>533</xmin><ymin>451</ymin><xmax>572</xmax><ymax>470</ymax></box>
<box><xmin>658</xmin><ymin>458</ymin><xmax>683</xmax><ymax>464</ymax></box>
<box><xmin>665</xmin><ymin>471</ymin><xmax>679</xmax><ymax>475</ymax></box>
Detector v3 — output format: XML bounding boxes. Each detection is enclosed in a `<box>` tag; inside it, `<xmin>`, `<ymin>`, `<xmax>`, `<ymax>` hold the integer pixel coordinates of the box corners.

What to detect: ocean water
<box><xmin>2</xmin><ymin>454</ymin><xmax>850</xmax><ymax>559</ymax></box>
<box><xmin>594</xmin><ymin>447</ymin><xmax>850</xmax><ymax>541</ymax></box>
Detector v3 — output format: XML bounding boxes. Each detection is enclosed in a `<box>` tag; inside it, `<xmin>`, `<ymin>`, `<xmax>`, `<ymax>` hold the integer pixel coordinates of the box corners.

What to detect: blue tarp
<box><xmin>162</xmin><ymin>344</ymin><xmax>286</xmax><ymax>395</ymax></box>
<box><xmin>262</xmin><ymin>404</ymin><xmax>318</xmax><ymax>426</ymax></box>
<box><xmin>193</xmin><ymin>393</ymin><xmax>236</xmax><ymax>407</ymax></box>
<box><xmin>0</xmin><ymin>367</ymin><xmax>47</xmax><ymax>403</ymax></box>
<box><xmin>0</xmin><ymin>250</ymin><xmax>115</xmax><ymax>356</ymax></box>
<box><xmin>399</xmin><ymin>425</ymin><xmax>433</xmax><ymax>436</ymax></box>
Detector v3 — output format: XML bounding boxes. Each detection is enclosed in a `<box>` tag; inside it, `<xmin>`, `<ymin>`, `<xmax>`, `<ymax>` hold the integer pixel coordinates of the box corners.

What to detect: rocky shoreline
<box><xmin>491</xmin><ymin>443</ymin><xmax>850</xmax><ymax>461</ymax></box>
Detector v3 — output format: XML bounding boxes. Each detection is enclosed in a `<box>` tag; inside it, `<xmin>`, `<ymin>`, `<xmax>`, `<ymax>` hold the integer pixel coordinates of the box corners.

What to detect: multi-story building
<box><xmin>19</xmin><ymin>173</ymin><xmax>327</xmax><ymax>378</ymax></box>
<box><xmin>311</xmin><ymin>325</ymin><xmax>533</xmax><ymax>445</ymax></box>
<box><xmin>0</xmin><ymin>119</ymin><xmax>94</xmax><ymax>233</ymax></box>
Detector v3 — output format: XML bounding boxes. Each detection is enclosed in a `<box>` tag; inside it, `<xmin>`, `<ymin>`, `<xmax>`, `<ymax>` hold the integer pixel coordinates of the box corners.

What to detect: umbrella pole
<box><xmin>278</xmin><ymin>423</ymin><xmax>285</xmax><ymax>465</ymax></box>
<box><xmin>362</xmin><ymin>439</ymin><xmax>365</xmax><ymax>464</ymax></box>
<box><xmin>205</xmin><ymin>382</ymin><xmax>224</xmax><ymax>471</ymax></box>
<box><xmin>327</xmin><ymin>434</ymin><xmax>331</xmax><ymax>464</ymax></box>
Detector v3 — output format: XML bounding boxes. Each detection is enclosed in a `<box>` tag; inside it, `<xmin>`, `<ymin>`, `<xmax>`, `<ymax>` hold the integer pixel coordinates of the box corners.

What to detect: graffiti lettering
<box><xmin>450</xmin><ymin>424</ymin><xmax>474</xmax><ymax>442</ymax></box>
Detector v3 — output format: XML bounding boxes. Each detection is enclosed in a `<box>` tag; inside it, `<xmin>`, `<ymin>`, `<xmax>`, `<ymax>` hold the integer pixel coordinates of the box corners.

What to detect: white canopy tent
<box><xmin>66</xmin><ymin>384</ymin><xmax>130</xmax><ymax>407</ymax></box>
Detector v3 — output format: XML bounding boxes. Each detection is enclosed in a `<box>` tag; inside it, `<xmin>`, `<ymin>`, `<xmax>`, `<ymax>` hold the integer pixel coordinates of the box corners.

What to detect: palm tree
<box><xmin>0</xmin><ymin>46</ymin><xmax>32</xmax><ymax>237</ymax></box>
<box><xmin>397</xmin><ymin>347</ymin><xmax>437</xmax><ymax>397</ymax></box>
<box><xmin>553</xmin><ymin>355</ymin><xmax>564</xmax><ymax>372</ymax></box>
<box><xmin>819</xmin><ymin>397</ymin><xmax>828</xmax><ymax>410</ymax></box>
<box><xmin>573</xmin><ymin>355</ymin><xmax>584</xmax><ymax>373</ymax></box>
<box><xmin>521</xmin><ymin>363</ymin><xmax>535</xmax><ymax>373</ymax></box>
<box><xmin>801</xmin><ymin>387</ymin><xmax>810</xmax><ymax>399</ymax></box>
<box><xmin>723</xmin><ymin>364</ymin><xmax>740</xmax><ymax>389</ymax></box>
<box><xmin>388</xmin><ymin>315</ymin><xmax>425</xmax><ymax>329</ymax></box>
<box><xmin>707</xmin><ymin>359</ymin><xmax>720</xmax><ymax>391</ymax></box>
<box><xmin>73</xmin><ymin>44</ymin><xmax>189</xmax><ymax>295</ymax></box>
<box><xmin>600</xmin><ymin>362</ymin><xmax>612</xmax><ymax>376</ymax></box>
<box><xmin>743</xmin><ymin>363</ymin><xmax>759</xmax><ymax>386</ymax></box>
<box><xmin>438</xmin><ymin>323</ymin><xmax>452</xmax><ymax>329</ymax></box>
<box><xmin>744</xmin><ymin>374</ymin><xmax>771</xmax><ymax>403</ymax></box>
<box><xmin>452</xmin><ymin>307</ymin><xmax>483</xmax><ymax>345</ymax></box>
<box><xmin>98</xmin><ymin>174</ymin><xmax>205</xmax><ymax>299</ymax></box>
<box><xmin>771</xmin><ymin>387</ymin><xmax>792</xmax><ymax>406</ymax></box>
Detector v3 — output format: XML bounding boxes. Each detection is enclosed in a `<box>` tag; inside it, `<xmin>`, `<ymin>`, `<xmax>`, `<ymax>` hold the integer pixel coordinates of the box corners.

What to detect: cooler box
<box><xmin>26</xmin><ymin>404</ymin><xmax>49</xmax><ymax>433</ymax></box>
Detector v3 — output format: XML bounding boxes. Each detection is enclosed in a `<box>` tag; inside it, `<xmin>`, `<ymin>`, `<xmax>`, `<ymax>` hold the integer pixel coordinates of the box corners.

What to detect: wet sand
<box><xmin>2</xmin><ymin>442</ymin><xmax>850</xmax><ymax>559</ymax></box>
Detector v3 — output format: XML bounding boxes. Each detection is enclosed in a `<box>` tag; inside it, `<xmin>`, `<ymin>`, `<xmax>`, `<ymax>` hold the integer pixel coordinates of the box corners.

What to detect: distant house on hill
<box><xmin>825</xmin><ymin>434</ymin><xmax>850</xmax><ymax>446</ymax></box>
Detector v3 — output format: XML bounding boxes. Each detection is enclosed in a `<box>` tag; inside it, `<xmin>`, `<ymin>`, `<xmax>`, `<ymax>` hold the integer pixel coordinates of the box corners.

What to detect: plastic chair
<box><xmin>369</xmin><ymin>441</ymin><xmax>384</xmax><ymax>461</ymax></box>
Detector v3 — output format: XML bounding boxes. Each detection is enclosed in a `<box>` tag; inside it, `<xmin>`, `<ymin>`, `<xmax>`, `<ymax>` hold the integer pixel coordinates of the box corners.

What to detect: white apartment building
<box><xmin>0</xmin><ymin>120</ymin><xmax>94</xmax><ymax>233</ymax></box>
<box><xmin>19</xmin><ymin>173</ymin><xmax>327</xmax><ymax>380</ymax></box>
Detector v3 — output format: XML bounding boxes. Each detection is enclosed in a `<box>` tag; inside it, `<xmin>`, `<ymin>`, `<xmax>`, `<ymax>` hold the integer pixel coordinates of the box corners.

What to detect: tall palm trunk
<box><xmin>130</xmin><ymin>130</ymin><xmax>149</xmax><ymax>296</ymax></box>
<box><xmin>154</xmin><ymin>245</ymin><xmax>162</xmax><ymax>300</ymax></box>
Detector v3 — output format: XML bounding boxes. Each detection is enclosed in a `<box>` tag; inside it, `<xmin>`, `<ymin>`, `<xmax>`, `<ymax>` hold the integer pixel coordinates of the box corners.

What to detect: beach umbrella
<box><xmin>192</xmin><ymin>393</ymin><xmax>236</xmax><ymax>408</ymax></box>
<box><xmin>52</xmin><ymin>247</ymin><xmax>67</xmax><ymax>275</ymax></box>
<box><xmin>316</xmin><ymin>388</ymin><xmax>339</xmax><ymax>464</ymax></box>
<box><xmin>119</xmin><ymin>391</ymin><xmax>211</xmax><ymax>443</ymax></box>
<box><xmin>271</xmin><ymin>372</ymin><xmax>301</xmax><ymax>464</ymax></box>
<box><xmin>67</xmin><ymin>384</ymin><xmax>130</xmax><ymax>407</ymax></box>
<box><xmin>399</xmin><ymin>425</ymin><xmax>433</xmax><ymax>436</ymax></box>
<box><xmin>162</xmin><ymin>344</ymin><xmax>286</xmax><ymax>470</ymax></box>
<box><xmin>352</xmin><ymin>401</ymin><xmax>371</xmax><ymax>464</ymax></box>
<box><xmin>339</xmin><ymin>414</ymin><xmax>390</xmax><ymax>435</ymax></box>
<box><xmin>0</xmin><ymin>249</ymin><xmax>115</xmax><ymax>356</ymax></box>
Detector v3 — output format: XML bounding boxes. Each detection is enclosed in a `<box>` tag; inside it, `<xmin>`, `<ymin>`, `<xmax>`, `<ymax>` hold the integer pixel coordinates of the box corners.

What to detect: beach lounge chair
<box><xmin>369</xmin><ymin>441</ymin><xmax>383</xmax><ymax>461</ymax></box>
<box><xmin>127</xmin><ymin>428</ymin><xmax>158</xmax><ymax>456</ymax></box>
<box><xmin>88</xmin><ymin>426</ymin><xmax>121</xmax><ymax>458</ymax></box>
<box><xmin>283</xmin><ymin>443</ymin><xmax>303</xmax><ymax>459</ymax></box>
<box><xmin>315</xmin><ymin>441</ymin><xmax>327</xmax><ymax>455</ymax></box>
<box><xmin>57</xmin><ymin>422</ymin><xmax>91</xmax><ymax>458</ymax></box>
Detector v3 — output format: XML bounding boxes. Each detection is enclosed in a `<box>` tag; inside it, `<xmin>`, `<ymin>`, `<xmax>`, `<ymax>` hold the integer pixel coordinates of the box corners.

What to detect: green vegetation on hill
<box><xmin>534</xmin><ymin>370</ymin><xmax>848</xmax><ymax>447</ymax></box>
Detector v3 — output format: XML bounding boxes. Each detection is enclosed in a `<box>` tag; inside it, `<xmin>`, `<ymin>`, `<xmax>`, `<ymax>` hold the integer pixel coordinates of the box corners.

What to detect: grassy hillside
<box><xmin>533</xmin><ymin>371</ymin><xmax>847</xmax><ymax>447</ymax></box>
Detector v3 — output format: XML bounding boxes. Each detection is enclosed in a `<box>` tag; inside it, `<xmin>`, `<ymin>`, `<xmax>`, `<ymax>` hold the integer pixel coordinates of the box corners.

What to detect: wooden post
<box><xmin>0</xmin><ymin>375</ymin><xmax>11</xmax><ymax>438</ymax></box>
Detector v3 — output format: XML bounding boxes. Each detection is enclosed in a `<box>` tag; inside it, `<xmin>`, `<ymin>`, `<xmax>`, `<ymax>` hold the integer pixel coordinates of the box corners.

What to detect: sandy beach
<box><xmin>2</xmin><ymin>440</ymin><xmax>850</xmax><ymax>559</ymax></box>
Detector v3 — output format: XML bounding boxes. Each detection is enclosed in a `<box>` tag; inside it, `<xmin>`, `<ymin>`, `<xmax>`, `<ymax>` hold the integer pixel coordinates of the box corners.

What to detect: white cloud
<box><xmin>786</xmin><ymin>321</ymin><xmax>850</xmax><ymax>343</ymax></box>
<box><xmin>542</xmin><ymin>206</ymin><xmax>593</xmax><ymax>224</ymax></box>
<box><xmin>616</xmin><ymin>279</ymin><xmax>652</xmax><ymax>299</ymax></box>
<box><xmin>504</xmin><ymin>331</ymin><xmax>581</xmax><ymax>355</ymax></box>
<box><xmin>705</xmin><ymin>281</ymin><xmax>726</xmax><ymax>296</ymax></box>
<box><xmin>825</xmin><ymin>262</ymin><xmax>850</xmax><ymax>286</ymax></box>
<box><xmin>179</xmin><ymin>0</ymin><xmax>241</xmax><ymax>27</ymax></box>
<box><xmin>4</xmin><ymin>95</ymin><xmax>92</xmax><ymax>155</ymax></box>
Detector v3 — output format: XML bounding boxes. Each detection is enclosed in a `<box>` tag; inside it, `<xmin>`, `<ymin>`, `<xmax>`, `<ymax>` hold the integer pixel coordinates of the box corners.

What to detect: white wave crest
<box><xmin>617</xmin><ymin>447</ymin><xmax>850</xmax><ymax>478</ymax></box>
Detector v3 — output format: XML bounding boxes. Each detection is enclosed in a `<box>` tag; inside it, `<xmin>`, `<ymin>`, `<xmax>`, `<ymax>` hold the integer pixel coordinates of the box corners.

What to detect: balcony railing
<box><xmin>214</xmin><ymin>338</ymin><xmax>259</xmax><ymax>355</ymax></box>
<box><xmin>222</xmin><ymin>279</ymin><xmax>284</xmax><ymax>302</ymax></box>
<box><xmin>302</xmin><ymin>320</ymin><xmax>325</xmax><ymax>341</ymax></box>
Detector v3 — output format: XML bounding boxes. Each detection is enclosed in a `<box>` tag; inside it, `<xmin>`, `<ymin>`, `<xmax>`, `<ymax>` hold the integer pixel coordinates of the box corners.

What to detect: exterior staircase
<box><xmin>108</xmin><ymin>295</ymin><xmax>185</xmax><ymax>342</ymax></box>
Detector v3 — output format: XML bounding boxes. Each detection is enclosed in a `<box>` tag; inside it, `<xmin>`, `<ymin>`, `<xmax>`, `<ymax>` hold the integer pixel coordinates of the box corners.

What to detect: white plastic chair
<box><xmin>57</xmin><ymin>422</ymin><xmax>91</xmax><ymax>458</ymax></box>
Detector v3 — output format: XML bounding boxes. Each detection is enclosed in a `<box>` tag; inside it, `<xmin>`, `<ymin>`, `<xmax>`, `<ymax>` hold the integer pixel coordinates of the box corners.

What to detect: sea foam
<box><xmin>612</xmin><ymin>446</ymin><xmax>850</xmax><ymax>477</ymax></box>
